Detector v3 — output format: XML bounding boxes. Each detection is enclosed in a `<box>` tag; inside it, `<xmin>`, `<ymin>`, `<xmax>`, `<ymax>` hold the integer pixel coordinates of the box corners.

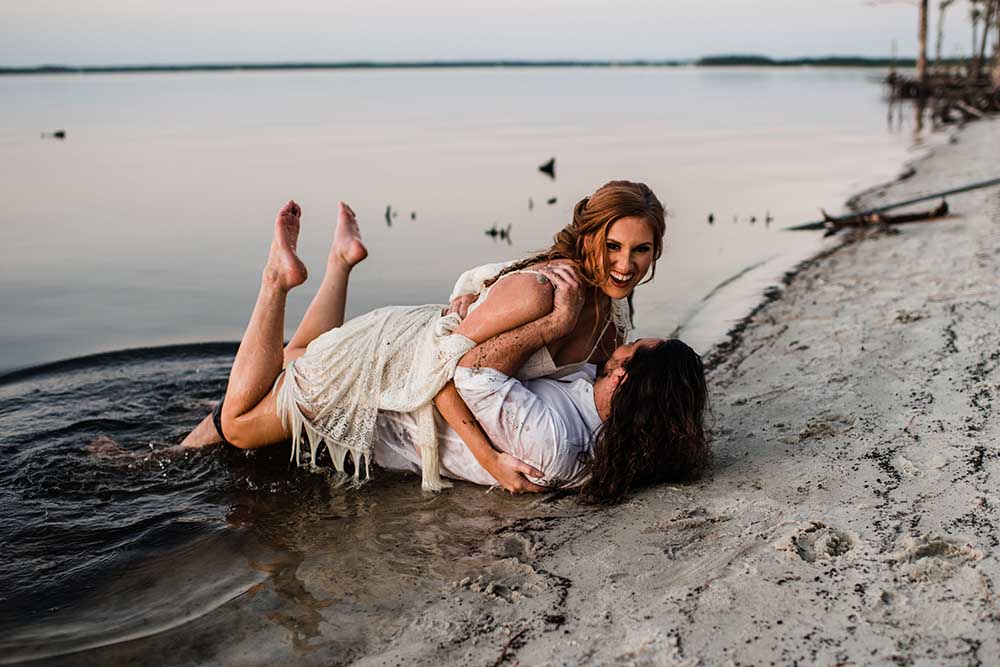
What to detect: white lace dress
<box><xmin>274</xmin><ymin>262</ymin><xmax>632</xmax><ymax>491</ymax></box>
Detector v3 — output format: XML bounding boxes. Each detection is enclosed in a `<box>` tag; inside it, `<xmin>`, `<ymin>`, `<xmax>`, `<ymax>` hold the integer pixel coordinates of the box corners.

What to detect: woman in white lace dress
<box><xmin>189</xmin><ymin>181</ymin><xmax>667</xmax><ymax>493</ymax></box>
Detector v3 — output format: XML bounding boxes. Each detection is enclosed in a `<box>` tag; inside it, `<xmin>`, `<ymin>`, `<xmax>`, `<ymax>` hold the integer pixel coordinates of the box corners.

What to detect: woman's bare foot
<box><xmin>330</xmin><ymin>201</ymin><xmax>368</xmax><ymax>271</ymax></box>
<box><xmin>264</xmin><ymin>200</ymin><xmax>308</xmax><ymax>291</ymax></box>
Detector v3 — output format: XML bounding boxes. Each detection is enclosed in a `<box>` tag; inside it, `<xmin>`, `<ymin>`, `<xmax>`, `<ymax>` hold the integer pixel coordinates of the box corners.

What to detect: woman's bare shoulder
<box><xmin>485</xmin><ymin>271</ymin><xmax>554</xmax><ymax>310</ymax></box>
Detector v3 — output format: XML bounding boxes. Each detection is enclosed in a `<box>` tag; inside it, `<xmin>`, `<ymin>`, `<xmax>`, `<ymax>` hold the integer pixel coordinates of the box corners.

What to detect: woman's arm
<box><xmin>433</xmin><ymin>381</ymin><xmax>546</xmax><ymax>493</ymax></box>
<box><xmin>453</xmin><ymin>272</ymin><xmax>555</xmax><ymax>344</ymax></box>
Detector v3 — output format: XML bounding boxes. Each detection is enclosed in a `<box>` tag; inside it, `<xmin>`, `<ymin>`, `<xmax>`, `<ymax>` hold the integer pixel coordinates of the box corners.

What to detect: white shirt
<box><xmin>372</xmin><ymin>365</ymin><xmax>602</xmax><ymax>488</ymax></box>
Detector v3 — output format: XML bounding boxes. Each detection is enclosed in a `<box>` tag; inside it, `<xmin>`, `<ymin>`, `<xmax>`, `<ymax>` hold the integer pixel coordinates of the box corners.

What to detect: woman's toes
<box><xmin>280</xmin><ymin>200</ymin><xmax>301</xmax><ymax>219</ymax></box>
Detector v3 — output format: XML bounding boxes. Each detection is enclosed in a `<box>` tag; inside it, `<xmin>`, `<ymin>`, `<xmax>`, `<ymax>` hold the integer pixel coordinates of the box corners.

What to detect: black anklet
<box><xmin>211</xmin><ymin>399</ymin><xmax>232</xmax><ymax>446</ymax></box>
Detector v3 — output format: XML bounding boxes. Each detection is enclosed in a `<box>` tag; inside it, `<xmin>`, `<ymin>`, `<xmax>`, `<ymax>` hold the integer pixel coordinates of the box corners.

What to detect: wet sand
<box><xmin>358</xmin><ymin>119</ymin><xmax>1000</xmax><ymax>665</ymax></box>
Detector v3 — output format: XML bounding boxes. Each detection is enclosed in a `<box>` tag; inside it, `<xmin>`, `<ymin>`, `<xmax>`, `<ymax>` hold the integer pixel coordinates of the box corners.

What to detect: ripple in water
<box><xmin>0</xmin><ymin>345</ymin><xmax>563</xmax><ymax>665</ymax></box>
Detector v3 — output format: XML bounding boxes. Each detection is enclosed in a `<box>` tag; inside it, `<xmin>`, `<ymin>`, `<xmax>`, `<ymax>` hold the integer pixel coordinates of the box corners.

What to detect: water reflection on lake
<box><xmin>0</xmin><ymin>67</ymin><xmax>916</xmax><ymax>372</ymax></box>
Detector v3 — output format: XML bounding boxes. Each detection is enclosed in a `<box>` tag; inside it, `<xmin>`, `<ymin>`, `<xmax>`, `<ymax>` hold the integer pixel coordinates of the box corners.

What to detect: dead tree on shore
<box><xmin>979</xmin><ymin>0</ymin><xmax>997</xmax><ymax>76</ymax></box>
<box><xmin>971</xmin><ymin>1</ymin><xmax>983</xmax><ymax>74</ymax></box>
<box><xmin>885</xmin><ymin>0</ymin><xmax>1000</xmax><ymax>121</ymax></box>
<box><xmin>919</xmin><ymin>0</ymin><xmax>930</xmax><ymax>83</ymax></box>
<box><xmin>990</xmin><ymin>0</ymin><xmax>1000</xmax><ymax>86</ymax></box>
<box><xmin>936</xmin><ymin>0</ymin><xmax>957</xmax><ymax>67</ymax></box>
<box><xmin>868</xmin><ymin>0</ymin><xmax>929</xmax><ymax>82</ymax></box>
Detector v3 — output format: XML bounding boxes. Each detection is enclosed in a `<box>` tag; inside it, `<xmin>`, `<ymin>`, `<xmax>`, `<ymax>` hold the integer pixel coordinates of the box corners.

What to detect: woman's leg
<box><xmin>178</xmin><ymin>413</ymin><xmax>220</xmax><ymax>449</ymax></box>
<box><xmin>283</xmin><ymin>201</ymin><xmax>368</xmax><ymax>363</ymax></box>
<box><xmin>219</xmin><ymin>200</ymin><xmax>308</xmax><ymax>449</ymax></box>
<box><xmin>180</xmin><ymin>201</ymin><xmax>367</xmax><ymax>449</ymax></box>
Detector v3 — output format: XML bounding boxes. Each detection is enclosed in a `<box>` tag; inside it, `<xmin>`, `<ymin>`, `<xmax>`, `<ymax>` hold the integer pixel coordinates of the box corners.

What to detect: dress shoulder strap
<box><xmin>585</xmin><ymin>299</ymin><xmax>634</xmax><ymax>360</ymax></box>
<box><xmin>586</xmin><ymin>314</ymin><xmax>615</xmax><ymax>360</ymax></box>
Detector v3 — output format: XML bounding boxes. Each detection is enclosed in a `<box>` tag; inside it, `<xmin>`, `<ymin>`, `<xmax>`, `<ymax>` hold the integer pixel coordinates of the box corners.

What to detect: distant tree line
<box><xmin>696</xmin><ymin>55</ymin><xmax>921</xmax><ymax>66</ymax></box>
<box><xmin>0</xmin><ymin>57</ymin><xmax>937</xmax><ymax>76</ymax></box>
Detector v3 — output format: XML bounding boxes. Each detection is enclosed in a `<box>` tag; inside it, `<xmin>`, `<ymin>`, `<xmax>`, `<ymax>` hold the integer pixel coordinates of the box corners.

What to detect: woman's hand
<box><xmin>538</xmin><ymin>264</ymin><xmax>585</xmax><ymax>342</ymax></box>
<box><xmin>487</xmin><ymin>451</ymin><xmax>547</xmax><ymax>494</ymax></box>
<box><xmin>446</xmin><ymin>293</ymin><xmax>478</xmax><ymax>319</ymax></box>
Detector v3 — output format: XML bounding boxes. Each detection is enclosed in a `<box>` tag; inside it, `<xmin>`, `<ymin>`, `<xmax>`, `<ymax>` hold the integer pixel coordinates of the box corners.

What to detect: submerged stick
<box><xmin>785</xmin><ymin>175</ymin><xmax>1000</xmax><ymax>231</ymax></box>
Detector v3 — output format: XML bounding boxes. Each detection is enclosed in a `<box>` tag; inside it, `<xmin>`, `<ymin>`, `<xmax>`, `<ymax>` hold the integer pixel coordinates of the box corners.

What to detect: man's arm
<box><xmin>432</xmin><ymin>381</ymin><xmax>546</xmax><ymax>493</ymax></box>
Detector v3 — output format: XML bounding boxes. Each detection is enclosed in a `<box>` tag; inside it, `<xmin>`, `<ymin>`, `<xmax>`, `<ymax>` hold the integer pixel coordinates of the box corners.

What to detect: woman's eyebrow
<box><xmin>606</xmin><ymin>237</ymin><xmax>652</xmax><ymax>245</ymax></box>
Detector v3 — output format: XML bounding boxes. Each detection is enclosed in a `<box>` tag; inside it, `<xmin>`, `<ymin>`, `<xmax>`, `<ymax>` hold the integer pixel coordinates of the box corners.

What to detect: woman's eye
<box><xmin>634</xmin><ymin>245</ymin><xmax>652</xmax><ymax>254</ymax></box>
<box><xmin>606</xmin><ymin>243</ymin><xmax>621</xmax><ymax>251</ymax></box>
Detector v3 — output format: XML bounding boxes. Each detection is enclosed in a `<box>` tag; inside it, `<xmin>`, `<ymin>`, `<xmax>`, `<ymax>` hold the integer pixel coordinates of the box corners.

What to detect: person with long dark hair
<box><xmin>580</xmin><ymin>339</ymin><xmax>711</xmax><ymax>502</ymax></box>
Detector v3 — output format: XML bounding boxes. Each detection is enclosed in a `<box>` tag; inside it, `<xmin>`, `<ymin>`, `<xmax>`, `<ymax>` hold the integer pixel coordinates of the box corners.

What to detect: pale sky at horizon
<box><xmin>0</xmin><ymin>0</ymin><xmax>977</xmax><ymax>68</ymax></box>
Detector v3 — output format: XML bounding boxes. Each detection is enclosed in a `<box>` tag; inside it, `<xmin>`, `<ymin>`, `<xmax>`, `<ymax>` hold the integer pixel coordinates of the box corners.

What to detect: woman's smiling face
<box><xmin>598</xmin><ymin>216</ymin><xmax>656</xmax><ymax>299</ymax></box>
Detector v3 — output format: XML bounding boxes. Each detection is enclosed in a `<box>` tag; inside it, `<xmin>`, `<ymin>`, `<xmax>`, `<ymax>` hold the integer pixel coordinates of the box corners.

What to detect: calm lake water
<box><xmin>0</xmin><ymin>67</ymin><xmax>919</xmax><ymax>372</ymax></box>
<box><xmin>0</xmin><ymin>67</ymin><xmax>923</xmax><ymax>664</ymax></box>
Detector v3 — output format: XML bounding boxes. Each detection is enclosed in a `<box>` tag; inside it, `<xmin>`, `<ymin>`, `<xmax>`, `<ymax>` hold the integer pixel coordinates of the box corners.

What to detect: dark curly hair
<box><xmin>580</xmin><ymin>339</ymin><xmax>711</xmax><ymax>503</ymax></box>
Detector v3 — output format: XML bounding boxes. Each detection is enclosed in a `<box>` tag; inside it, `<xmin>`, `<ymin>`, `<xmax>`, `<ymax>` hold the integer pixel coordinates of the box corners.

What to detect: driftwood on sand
<box><xmin>785</xmin><ymin>175</ymin><xmax>1000</xmax><ymax>232</ymax></box>
<box><xmin>818</xmin><ymin>199</ymin><xmax>950</xmax><ymax>233</ymax></box>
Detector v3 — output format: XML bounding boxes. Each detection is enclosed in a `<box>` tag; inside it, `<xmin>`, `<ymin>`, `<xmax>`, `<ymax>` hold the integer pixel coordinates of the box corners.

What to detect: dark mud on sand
<box><xmin>0</xmin><ymin>344</ymin><xmax>566</xmax><ymax>665</ymax></box>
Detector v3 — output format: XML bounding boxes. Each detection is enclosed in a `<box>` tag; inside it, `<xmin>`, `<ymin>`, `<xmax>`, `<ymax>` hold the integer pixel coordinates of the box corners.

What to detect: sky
<box><xmin>0</xmin><ymin>0</ymin><xmax>970</xmax><ymax>67</ymax></box>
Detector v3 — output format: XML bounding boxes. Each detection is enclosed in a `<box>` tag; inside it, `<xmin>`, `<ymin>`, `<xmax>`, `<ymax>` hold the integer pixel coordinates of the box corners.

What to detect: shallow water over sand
<box><xmin>0</xmin><ymin>344</ymin><xmax>577</xmax><ymax>665</ymax></box>
<box><xmin>0</xmin><ymin>67</ymin><xmax>924</xmax><ymax>662</ymax></box>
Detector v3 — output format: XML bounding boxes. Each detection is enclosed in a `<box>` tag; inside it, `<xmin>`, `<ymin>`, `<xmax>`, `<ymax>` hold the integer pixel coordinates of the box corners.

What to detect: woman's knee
<box><xmin>219</xmin><ymin>405</ymin><xmax>261</xmax><ymax>450</ymax></box>
<box><xmin>220</xmin><ymin>412</ymin><xmax>250</xmax><ymax>449</ymax></box>
<box><xmin>220</xmin><ymin>398</ymin><xmax>288</xmax><ymax>450</ymax></box>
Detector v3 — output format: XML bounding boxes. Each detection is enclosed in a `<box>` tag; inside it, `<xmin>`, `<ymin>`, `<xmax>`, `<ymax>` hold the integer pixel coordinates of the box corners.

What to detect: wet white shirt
<box><xmin>372</xmin><ymin>365</ymin><xmax>601</xmax><ymax>488</ymax></box>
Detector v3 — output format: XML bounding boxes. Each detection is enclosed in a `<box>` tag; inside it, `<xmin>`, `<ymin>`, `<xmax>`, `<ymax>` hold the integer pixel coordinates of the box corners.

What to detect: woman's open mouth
<box><xmin>609</xmin><ymin>270</ymin><xmax>635</xmax><ymax>288</ymax></box>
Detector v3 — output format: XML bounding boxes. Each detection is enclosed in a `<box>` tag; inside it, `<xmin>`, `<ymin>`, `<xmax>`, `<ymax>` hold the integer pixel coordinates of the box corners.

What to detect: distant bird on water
<box><xmin>528</xmin><ymin>197</ymin><xmax>534</xmax><ymax>211</ymax></box>
<box><xmin>41</xmin><ymin>129</ymin><xmax>66</xmax><ymax>140</ymax></box>
<box><xmin>547</xmin><ymin>197</ymin><xmax>557</xmax><ymax>205</ymax></box>
<box><xmin>707</xmin><ymin>213</ymin><xmax>714</xmax><ymax>224</ymax></box>
<box><xmin>385</xmin><ymin>205</ymin><xmax>392</xmax><ymax>227</ymax></box>
<box><xmin>538</xmin><ymin>158</ymin><xmax>556</xmax><ymax>179</ymax></box>
<box><xmin>410</xmin><ymin>211</ymin><xmax>416</xmax><ymax>221</ymax></box>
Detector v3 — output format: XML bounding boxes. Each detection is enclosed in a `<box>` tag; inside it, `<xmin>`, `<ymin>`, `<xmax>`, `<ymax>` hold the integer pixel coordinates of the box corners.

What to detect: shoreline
<box><xmin>358</xmin><ymin>117</ymin><xmax>1000</xmax><ymax>665</ymax></box>
<box><xmin>700</xmin><ymin>133</ymin><xmax>949</xmax><ymax>372</ymax></box>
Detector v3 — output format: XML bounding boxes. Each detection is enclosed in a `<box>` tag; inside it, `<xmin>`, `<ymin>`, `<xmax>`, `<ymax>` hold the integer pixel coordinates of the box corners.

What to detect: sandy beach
<box><xmin>352</xmin><ymin>118</ymin><xmax>1000</xmax><ymax>666</ymax></box>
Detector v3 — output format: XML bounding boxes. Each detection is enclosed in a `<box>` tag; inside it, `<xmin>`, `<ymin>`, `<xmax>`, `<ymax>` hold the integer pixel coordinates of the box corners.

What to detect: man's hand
<box><xmin>446</xmin><ymin>293</ymin><xmax>478</xmax><ymax>319</ymax></box>
<box><xmin>538</xmin><ymin>263</ymin><xmax>585</xmax><ymax>342</ymax></box>
<box><xmin>487</xmin><ymin>451</ymin><xmax>547</xmax><ymax>494</ymax></box>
